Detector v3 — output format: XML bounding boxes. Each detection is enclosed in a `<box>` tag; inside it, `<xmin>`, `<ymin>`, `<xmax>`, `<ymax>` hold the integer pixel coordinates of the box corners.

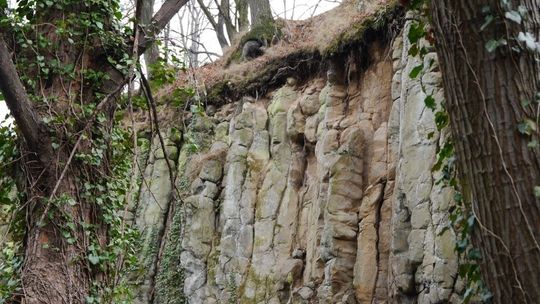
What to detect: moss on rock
<box><xmin>323</xmin><ymin>4</ymin><xmax>402</xmax><ymax>57</ymax></box>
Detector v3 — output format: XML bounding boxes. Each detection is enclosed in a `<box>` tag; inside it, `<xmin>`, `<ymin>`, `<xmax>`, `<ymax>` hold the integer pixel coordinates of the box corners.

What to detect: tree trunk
<box><xmin>140</xmin><ymin>0</ymin><xmax>160</xmax><ymax>76</ymax></box>
<box><xmin>220</xmin><ymin>0</ymin><xmax>236</xmax><ymax>44</ymax></box>
<box><xmin>216</xmin><ymin>1</ymin><xmax>230</xmax><ymax>48</ymax></box>
<box><xmin>0</xmin><ymin>1</ymin><xmax>188</xmax><ymax>302</ymax></box>
<box><xmin>236</xmin><ymin>0</ymin><xmax>249</xmax><ymax>31</ymax></box>
<box><xmin>188</xmin><ymin>0</ymin><xmax>201</xmax><ymax>67</ymax></box>
<box><xmin>248</xmin><ymin>0</ymin><xmax>272</xmax><ymax>27</ymax></box>
<box><xmin>430</xmin><ymin>1</ymin><xmax>540</xmax><ymax>303</ymax></box>
<box><xmin>22</xmin><ymin>178</ymin><xmax>94</xmax><ymax>303</ymax></box>
<box><xmin>0</xmin><ymin>32</ymin><xmax>86</xmax><ymax>304</ymax></box>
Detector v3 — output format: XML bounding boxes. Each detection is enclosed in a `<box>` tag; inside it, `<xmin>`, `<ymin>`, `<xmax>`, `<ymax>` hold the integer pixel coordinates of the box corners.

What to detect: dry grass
<box><xmin>155</xmin><ymin>0</ymin><xmax>401</xmax><ymax>105</ymax></box>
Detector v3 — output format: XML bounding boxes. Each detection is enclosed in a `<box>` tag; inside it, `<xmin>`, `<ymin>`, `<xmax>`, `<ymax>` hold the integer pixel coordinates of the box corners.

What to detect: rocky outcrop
<box><xmin>388</xmin><ymin>15</ymin><xmax>462</xmax><ymax>304</ymax></box>
<box><xmin>130</xmin><ymin>7</ymin><xmax>463</xmax><ymax>304</ymax></box>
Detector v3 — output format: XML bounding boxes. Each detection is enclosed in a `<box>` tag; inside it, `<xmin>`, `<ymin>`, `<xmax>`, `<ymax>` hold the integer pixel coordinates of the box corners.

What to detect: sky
<box><xmin>0</xmin><ymin>0</ymin><xmax>341</xmax><ymax>122</ymax></box>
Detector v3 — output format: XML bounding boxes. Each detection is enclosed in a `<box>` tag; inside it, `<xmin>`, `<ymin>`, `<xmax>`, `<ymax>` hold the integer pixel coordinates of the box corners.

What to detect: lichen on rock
<box><xmin>130</xmin><ymin>1</ymin><xmax>464</xmax><ymax>303</ymax></box>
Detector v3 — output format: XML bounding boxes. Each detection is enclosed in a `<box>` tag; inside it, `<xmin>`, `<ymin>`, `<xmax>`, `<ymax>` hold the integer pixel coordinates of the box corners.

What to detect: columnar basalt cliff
<box><xmin>128</xmin><ymin>2</ymin><xmax>464</xmax><ymax>303</ymax></box>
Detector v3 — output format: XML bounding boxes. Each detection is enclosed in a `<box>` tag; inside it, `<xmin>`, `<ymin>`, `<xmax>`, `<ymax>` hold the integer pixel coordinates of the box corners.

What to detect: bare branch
<box><xmin>196</xmin><ymin>0</ymin><xmax>219</xmax><ymax>30</ymax></box>
<box><xmin>138</xmin><ymin>0</ymin><xmax>190</xmax><ymax>53</ymax></box>
<box><xmin>100</xmin><ymin>0</ymin><xmax>190</xmax><ymax>93</ymax></box>
<box><xmin>195</xmin><ymin>0</ymin><xmax>231</xmax><ymax>48</ymax></box>
<box><xmin>213</xmin><ymin>0</ymin><xmax>236</xmax><ymax>41</ymax></box>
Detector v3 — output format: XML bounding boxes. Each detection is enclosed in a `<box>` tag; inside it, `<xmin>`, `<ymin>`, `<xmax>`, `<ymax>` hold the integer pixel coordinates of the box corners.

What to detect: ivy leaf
<box><xmin>88</xmin><ymin>254</ymin><xmax>100</xmax><ymax>265</ymax></box>
<box><xmin>480</xmin><ymin>15</ymin><xmax>494</xmax><ymax>31</ymax></box>
<box><xmin>408</xmin><ymin>22</ymin><xmax>425</xmax><ymax>44</ymax></box>
<box><xmin>534</xmin><ymin>186</ymin><xmax>540</xmax><ymax>198</ymax></box>
<box><xmin>424</xmin><ymin>95</ymin><xmax>436</xmax><ymax>110</ymax></box>
<box><xmin>435</xmin><ymin>111</ymin><xmax>449</xmax><ymax>130</ymax></box>
<box><xmin>517</xmin><ymin>118</ymin><xmax>537</xmax><ymax>135</ymax></box>
<box><xmin>467</xmin><ymin>248</ymin><xmax>482</xmax><ymax>260</ymax></box>
<box><xmin>518</xmin><ymin>32</ymin><xmax>540</xmax><ymax>51</ymax></box>
<box><xmin>505</xmin><ymin>10</ymin><xmax>522</xmax><ymax>24</ymax></box>
<box><xmin>432</xmin><ymin>142</ymin><xmax>454</xmax><ymax>172</ymax></box>
<box><xmin>454</xmin><ymin>191</ymin><xmax>463</xmax><ymax>203</ymax></box>
<box><xmin>409</xmin><ymin>64</ymin><xmax>423</xmax><ymax>79</ymax></box>
<box><xmin>408</xmin><ymin>44</ymin><xmax>419</xmax><ymax>57</ymax></box>
<box><xmin>485</xmin><ymin>39</ymin><xmax>507</xmax><ymax>53</ymax></box>
<box><xmin>67</xmin><ymin>198</ymin><xmax>77</xmax><ymax>206</ymax></box>
<box><xmin>467</xmin><ymin>215</ymin><xmax>476</xmax><ymax>229</ymax></box>
<box><xmin>517</xmin><ymin>5</ymin><xmax>528</xmax><ymax>16</ymax></box>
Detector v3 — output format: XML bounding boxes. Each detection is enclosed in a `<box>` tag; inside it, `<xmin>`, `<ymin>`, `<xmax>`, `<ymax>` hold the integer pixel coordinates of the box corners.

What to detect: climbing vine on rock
<box><xmin>403</xmin><ymin>1</ymin><xmax>492</xmax><ymax>302</ymax></box>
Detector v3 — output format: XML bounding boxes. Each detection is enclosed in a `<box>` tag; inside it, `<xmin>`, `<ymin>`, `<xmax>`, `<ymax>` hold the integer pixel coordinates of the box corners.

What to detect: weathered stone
<box><xmin>411</xmin><ymin>203</ymin><xmax>431</xmax><ymax>229</ymax></box>
<box><xmin>132</xmin><ymin>14</ymin><xmax>461</xmax><ymax>304</ymax></box>
<box><xmin>202</xmin><ymin>181</ymin><xmax>220</xmax><ymax>199</ymax></box>
<box><xmin>304</xmin><ymin>114</ymin><xmax>320</xmax><ymax>143</ymax></box>
<box><xmin>199</xmin><ymin>160</ymin><xmax>223</xmax><ymax>183</ymax></box>
<box><xmin>300</xmin><ymin>93</ymin><xmax>321</xmax><ymax>116</ymax></box>
<box><xmin>287</xmin><ymin>102</ymin><xmax>306</xmax><ymax>138</ymax></box>
<box><xmin>408</xmin><ymin>229</ymin><xmax>426</xmax><ymax>264</ymax></box>
<box><xmin>297</xmin><ymin>286</ymin><xmax>314</xmax><ymax>300</ymax></box>
<box><xmin>191</xmin><ymin>115</ymin><xmax>215</xmax><ymax>132</ymax></box>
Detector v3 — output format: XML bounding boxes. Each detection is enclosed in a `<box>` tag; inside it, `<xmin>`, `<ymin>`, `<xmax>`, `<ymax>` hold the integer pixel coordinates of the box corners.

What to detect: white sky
<box><xmin>0</xmin><ymin>0</ymin><xmax>341</xmax><ymax>122</ymax></box>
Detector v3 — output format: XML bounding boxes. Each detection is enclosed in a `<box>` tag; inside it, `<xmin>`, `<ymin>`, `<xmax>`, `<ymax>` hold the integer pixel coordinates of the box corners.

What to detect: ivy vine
<box><xmin>0</xmin><ymin>0</ymin><xmax>144</xmax><ymax>302</ymax></box>
<box><xmin>404</xmin><ymin>1</ymin><xmax>492</xmax><ymax>302</ymax></box>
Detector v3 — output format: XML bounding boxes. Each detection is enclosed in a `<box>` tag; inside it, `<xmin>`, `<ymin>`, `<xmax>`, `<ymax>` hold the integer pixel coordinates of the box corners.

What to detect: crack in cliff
<box><xmin>292</xmin><ymin>143</ymin><xmax>309</xmax><ymax>250</ymax></box>
<box><xmin>148</xmin><ymin>143</ymin><xmax>182</xmax><ymax>303</ymax></box>
<box><xmin>371</xmin><ymin>179</ymin><xmax>387</xmax><ymax>303</ymax></box>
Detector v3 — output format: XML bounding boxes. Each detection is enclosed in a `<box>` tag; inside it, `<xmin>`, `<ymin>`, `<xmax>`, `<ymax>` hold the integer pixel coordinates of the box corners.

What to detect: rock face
<box><xmin>130</xmin><ymin>15</ymin><xmax>463</xmax><ymax>304</ymax></box>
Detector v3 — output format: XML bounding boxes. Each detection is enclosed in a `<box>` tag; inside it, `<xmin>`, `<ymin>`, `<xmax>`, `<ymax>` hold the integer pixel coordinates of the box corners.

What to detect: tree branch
<box><xmin>0</xmin><ymin>35</ymin><xmax>53</xmax><ymax>162</ymax></box>
<box><xmin>103</xmin><ymin>0</ymin><xmax>189</xmax><ymax>93</ymax></box>
<box><xmin>196</xmin><ymin>0</ymin><xmax>230</xmax><ymax>48</ymax></box>
<box><xmin>214</xmin><ymin>0</ymin><xmax>236</xmax><ymax>43</ymax></box>
<box><xmin>196</xmin><ymin>0</ymin><xmax>219</xmax><ymax>31</ymax></box>
<box><xmin>138</xmin><ymin>0</ymin><xmax>189</xmax><ymax>53</ymax></box>
<box><xmin>0</xmin><ymin>0</ymin><xmax>188</xmax><ymax>159</ymax></box>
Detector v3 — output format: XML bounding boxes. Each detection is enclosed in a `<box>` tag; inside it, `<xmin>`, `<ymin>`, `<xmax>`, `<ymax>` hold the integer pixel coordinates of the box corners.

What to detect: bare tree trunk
<box><xmin>430</xmin><ymin>1</ymin><xmax>540</xmax><ymax>303</ymax></box>
<box><xmin>188</xmin><ymin>0</ymin><xmax>202</xmax><ymax>67</ymax></box>
<box><xmin>140</xmin><ymin>0</ymin><xmax>161</xmax><ymax>75</ymax></box>
<box><xmin>248</xmin><ymin>0</ymin><xmax>272</xmax><ymax>27</ymax></box>
<box><xmin>236</xmin><ymin>0</ymin><xmax>249</xmax><ymax>31</ymax></box>
<box><xmin>216</xmin><ymin>0</ymin><xmax>230</xmax><ymax>47</ymax></box>
<box><xmin>220</xmin><ymin>0</ymin><xmax>236</xmax><ymax>42</ymax></box>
